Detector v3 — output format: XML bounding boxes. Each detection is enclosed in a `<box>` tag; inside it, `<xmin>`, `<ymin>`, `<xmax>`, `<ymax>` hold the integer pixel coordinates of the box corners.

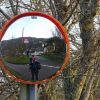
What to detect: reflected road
<box><xmin>4</xmin><ymin>56</ymin><xmax>61</xmax><ymax>81</ymax></box>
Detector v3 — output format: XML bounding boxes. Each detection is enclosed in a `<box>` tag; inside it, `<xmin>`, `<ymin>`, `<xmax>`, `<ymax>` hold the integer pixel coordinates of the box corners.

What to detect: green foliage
<box><xmin>46</xmin><ymin>37</ymin><xmax>66</xmax><ymax>53</ymax></box>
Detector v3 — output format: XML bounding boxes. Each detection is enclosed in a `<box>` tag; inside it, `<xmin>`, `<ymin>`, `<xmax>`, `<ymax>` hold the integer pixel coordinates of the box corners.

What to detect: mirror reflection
<box><xmin>1</xmin><ymin>16</ymin><xmax>66</xmax><ymax>82</ymax></box>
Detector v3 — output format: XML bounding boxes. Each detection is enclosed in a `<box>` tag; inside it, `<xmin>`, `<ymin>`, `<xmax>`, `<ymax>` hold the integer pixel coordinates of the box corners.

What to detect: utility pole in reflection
<box><xmin>22</xmin><ymin>27</ymin><xmax>24</xmax><ymax>43</ymax></box>
<box><xmin>21</xmin><ymin>27</ymin><xmax>25</xmax><ymax>54</ymax></box>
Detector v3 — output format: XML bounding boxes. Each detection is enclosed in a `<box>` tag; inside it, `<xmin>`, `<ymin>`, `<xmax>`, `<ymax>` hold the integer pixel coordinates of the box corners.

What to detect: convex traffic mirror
<box><xmin>0</xmin><ymin>12</ymin><xmax>70</xmax><ymax>84</ymax></box>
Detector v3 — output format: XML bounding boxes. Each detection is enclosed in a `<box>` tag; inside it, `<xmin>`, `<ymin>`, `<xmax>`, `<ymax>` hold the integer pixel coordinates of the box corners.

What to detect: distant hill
<box><xmin>1</xmin><ymin>37</ymin><xmax>66</xmax><ymax>56</ymax></box>
<box><xmin>1</xmin><ymin>37</ymin><xmax>47</xmax><ymax>55</ymax></box>
<box><xmin>1</xmin><ymin>37</ymin><xmax>47</xmax><ymax>45</ymax></box>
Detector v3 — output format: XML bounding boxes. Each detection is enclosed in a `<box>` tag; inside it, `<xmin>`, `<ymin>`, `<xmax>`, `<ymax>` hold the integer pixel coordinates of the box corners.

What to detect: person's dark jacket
<box><xmin>29</xmin><ymin>59</ymin><xmax>41</xmax><ymax>71</ymax></box>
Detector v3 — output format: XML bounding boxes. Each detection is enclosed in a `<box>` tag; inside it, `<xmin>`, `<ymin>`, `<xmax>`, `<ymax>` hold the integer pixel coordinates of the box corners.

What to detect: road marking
<box><xmin>41</xmin><ymin>64</ymin><xmax>60</xmax><ymax>69</ymax></box>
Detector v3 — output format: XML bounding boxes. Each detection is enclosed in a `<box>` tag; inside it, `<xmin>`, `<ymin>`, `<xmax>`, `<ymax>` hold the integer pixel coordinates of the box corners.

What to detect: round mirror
<box><xmin>0</xmin><ymin>12</ymin><xmax>70</xmax><ymax>84</ymax></box>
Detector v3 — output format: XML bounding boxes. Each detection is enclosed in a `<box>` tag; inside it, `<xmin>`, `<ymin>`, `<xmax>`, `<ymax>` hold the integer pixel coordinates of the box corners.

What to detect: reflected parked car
<box><xmin>32</xmin><ymin>51</ymin><xmax>43</xmax><ymax>56</ymax></box>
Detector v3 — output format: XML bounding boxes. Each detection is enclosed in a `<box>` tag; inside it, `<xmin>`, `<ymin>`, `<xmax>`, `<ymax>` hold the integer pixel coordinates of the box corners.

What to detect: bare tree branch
<box><xmin>0</xmin><ymin>8</ymin><xmax>10</xmax><ymax>19</ymax></box>
<box><xmin>8</xmin><ymin>0</ymin><xmax>17</xmax><ymax>15</ymax></box>
<box><xmin>62</xmin><ymin>0</ymin><xmax>79</xmax><ymax>25</ymax></box>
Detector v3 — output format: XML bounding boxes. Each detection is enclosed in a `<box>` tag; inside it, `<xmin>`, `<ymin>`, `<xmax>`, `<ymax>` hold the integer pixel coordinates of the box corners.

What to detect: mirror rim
<box><xmin>0</xmin><ymin>12</ymin><xmax>70</xmax><ymax>84</ymax></box>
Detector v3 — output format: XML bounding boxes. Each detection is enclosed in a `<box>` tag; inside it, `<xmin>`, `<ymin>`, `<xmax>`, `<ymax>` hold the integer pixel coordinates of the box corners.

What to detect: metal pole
<box><xmin>28</xmin><ymin>84</ymin><xmax>38</xmax><ymax>100</ymax></box>
<box><xmin>34</xmin><ymin>85</ymin><xmax>38</xmax><ymax>100</ymax></box>
<box><xmin>19</xmin><ymin>84</ymin><xmax>28</xmax><ymax>100</ymax></box>
<box><xmin>19</xmin><ymin>84</ymin><xmax>38</xmax><ymax>100</ymax></box>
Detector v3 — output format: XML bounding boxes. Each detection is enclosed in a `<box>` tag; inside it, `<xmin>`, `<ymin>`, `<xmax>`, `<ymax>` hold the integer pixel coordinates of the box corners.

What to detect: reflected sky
<box><xmin>2</xmin><ymin>16</ymin><xmax>56</xmax><ymax>40</ymax></box>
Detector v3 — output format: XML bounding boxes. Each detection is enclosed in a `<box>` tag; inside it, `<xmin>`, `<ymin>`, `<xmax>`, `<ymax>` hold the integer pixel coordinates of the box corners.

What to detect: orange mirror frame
<box><xmin>0</xmin><ymin>12</ymin><xmax>70</xmax><ymax>84</ymax></box>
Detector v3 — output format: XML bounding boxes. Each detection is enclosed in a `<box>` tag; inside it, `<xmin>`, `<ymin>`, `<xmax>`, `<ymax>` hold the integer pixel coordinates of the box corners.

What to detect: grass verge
<box><xmin>41</xmin><ymin>53</ymin><xmax>64</xmax><ymax>64</ymax></box>
<box><xmin>3</xmin><ymin>55</ymin><xmax>29</xmax><ymax>64</ymax></box>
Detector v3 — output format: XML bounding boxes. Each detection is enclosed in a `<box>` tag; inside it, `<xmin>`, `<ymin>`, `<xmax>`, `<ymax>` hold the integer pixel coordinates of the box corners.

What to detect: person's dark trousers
<box><xmin>31</xmin><ymin>70</ymin><xmax>39</xmax><ymax>80</ymax></box>
<box><xmin>31</xmin><ymin>70</ymin><xmax>35</xmax><ymax>80</ymax></box>
<box><xmin>35</xmin><ymin>70</ymin><xmax>39</xmax><ymax>80</ymax></box>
